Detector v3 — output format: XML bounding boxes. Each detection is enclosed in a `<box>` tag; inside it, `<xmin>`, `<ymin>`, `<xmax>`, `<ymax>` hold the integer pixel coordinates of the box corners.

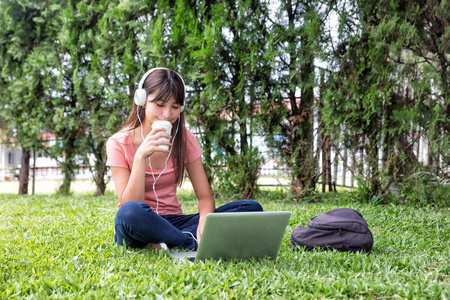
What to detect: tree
<box><xmin>322</xmin><ymin>0</ymin><xmax>450</xmax><ymax>199</ymax></box>
<box><xmin>148</xmin><ymin>0</ymin><xmax>272</xmax><ymax>198</ymax></box>
<box><xmin>0</xmin><ymin>0</ymin><xmax>58</xmax><ymax>194</ymax></box>
<box><xmin>394</xmin><ymin>0</ymin><xmax>450</xmax><ymax>176</ymax></box>
<box><xmin>189</xmin><ymin>0</ymin><xmax>271</xmax><ymax>198</ymax></box>
<box><xmin>264</xmin><ymin>0</ymin><xmax>331</xmax><ymax>197</ymax></box>
<box><xmin>76</xmin><ymin>0</ymin><xmax>143</xmax><ymax>195</ymax></box>
<box><xmin>167</xmin><ymin>0</ymin><xmax>228</xmax><ymax>186</ymax></box>
<box><xmin>42</xmin><ymin>0</ymin><xmax>140</xmax><ymax>195</ymax></box>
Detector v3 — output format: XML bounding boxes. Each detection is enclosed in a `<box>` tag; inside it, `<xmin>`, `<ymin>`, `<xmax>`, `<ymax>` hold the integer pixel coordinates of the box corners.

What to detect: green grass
<box><xmin>1</xmin><ymin>191</ymin><xmax>449</xmax><ymax>299</ymax></box>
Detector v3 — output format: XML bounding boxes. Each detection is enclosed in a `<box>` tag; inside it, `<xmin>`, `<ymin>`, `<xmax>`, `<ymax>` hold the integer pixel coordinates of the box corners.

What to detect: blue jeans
<box><xmin>114</xmin><ymin>200</ymin><xmax>263</xmax><ymax>250</ymax></box>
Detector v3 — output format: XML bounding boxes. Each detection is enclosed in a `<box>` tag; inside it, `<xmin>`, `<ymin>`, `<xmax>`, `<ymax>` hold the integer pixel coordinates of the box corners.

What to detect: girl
<box><xmin>106</xmin><ymin>68</ymin><xmax>263</xmax><ymax>250</ymax></box>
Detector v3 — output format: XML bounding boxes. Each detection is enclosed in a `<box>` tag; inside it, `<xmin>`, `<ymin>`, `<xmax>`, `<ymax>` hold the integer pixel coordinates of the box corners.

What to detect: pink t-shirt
<box><xmin>106</xmin><ymin>129</ymin><xmax>203</xmax><ymax>215</ymax></box>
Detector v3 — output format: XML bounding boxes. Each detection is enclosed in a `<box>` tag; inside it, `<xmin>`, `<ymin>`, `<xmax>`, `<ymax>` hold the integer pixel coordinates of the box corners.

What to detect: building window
<box><xmin>8</xmin><ymin>151</ymin><xmax>14</xmax><ymax>165</ymax></box>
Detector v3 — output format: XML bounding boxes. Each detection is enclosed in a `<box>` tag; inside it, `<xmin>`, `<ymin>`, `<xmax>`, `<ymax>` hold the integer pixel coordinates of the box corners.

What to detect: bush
<box><xmin>212</xmin><ymin>147</ymin><xmax>264</xmax><ymax>200</ymax></box>
<box><xmin>398</xmin><ymin>172</ymin><xmax>450</xmax><ymax>207</ymax></box>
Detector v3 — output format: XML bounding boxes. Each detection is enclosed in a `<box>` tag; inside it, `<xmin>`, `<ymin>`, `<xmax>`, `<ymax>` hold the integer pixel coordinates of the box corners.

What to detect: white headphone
<box><xmin>134</xmin><ymin>67</ymin><xmax>185</xmax><ymax>112</ymax></box>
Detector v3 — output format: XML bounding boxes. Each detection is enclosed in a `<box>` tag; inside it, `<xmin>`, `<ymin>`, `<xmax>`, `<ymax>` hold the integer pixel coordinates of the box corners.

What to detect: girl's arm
<box><xmin>185</xmin><ymin>157</ymin><xmax>215</xmax><ymax>244</ymax></box>
<box><xmin>110</xmin><ymin>152</ymin><xmax>146</xmax><ymax>205</ymax></box>
<box><xmin>111</xmin><ymin>129</ymin><xmax>171</xmax><ymax>205</ymax></box>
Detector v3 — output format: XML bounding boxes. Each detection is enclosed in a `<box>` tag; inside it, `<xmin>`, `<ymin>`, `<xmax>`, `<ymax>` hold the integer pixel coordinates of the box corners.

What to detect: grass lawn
<box><xmin>1</xmin><ymin>190</ymin><xmax>449</xmax><ymax>299</ymax></box>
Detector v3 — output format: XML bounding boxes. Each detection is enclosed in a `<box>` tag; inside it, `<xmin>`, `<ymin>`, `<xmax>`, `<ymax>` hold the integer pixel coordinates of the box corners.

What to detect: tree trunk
<box><xmin>32</xmin><ymin>148</ymin><xmax>36</xmax><ymax>195</ymax></box>
<box><xmin>59</xmin><ymin>135</ymin><xmax>76</xmax><ymax>195</ymax></box>
<box><xmin>94</xmin><ymin>157</ymin><xmax>107</xmax><ymax>196</ymax></box>
<box><xmin>89</xmin><ymin>140</ymin><xmax>108</xmax><ymax>196</ymax></box>
<box><xmin>18</xmin><ymin>148</ymin><xmax>31</xmax><ymax>195</ymax></box>
<box><xmin>328</xmin><ymin>145</ymin><xmax>333</xmax><ymax>191</ymax></box>
<box><xmin>95</xmin><ymin>171</ymin><xmax>106</xmax><ymax>196</ymax></box>
<box><xmin>204</xmin><ymin>123</ymin><xmax>215</xmax><ymax>186</ymax></box>
<box><xmin>296</xmin><ymin>31</ymin><xmax>316</xmax><ymax>192</ymax></box>
<box><xmin>321</xmin><ymin>134</ymin><xmax>326</xmax><ymax>193</ymax></box>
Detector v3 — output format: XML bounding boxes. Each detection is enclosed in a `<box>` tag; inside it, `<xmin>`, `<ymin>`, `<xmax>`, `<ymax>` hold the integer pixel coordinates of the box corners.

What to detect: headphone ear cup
<box><xmin>134</xmin><ymin>88</ymin><xmax>147</xmax><ymax>106</ymax></box>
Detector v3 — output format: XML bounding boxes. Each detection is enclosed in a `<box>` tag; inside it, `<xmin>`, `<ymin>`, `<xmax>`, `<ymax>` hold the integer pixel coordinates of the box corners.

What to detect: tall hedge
<box><xmin>1</xmin><ymin>0</ymin><xmax>448</xmax><ymax>198</ymax></box>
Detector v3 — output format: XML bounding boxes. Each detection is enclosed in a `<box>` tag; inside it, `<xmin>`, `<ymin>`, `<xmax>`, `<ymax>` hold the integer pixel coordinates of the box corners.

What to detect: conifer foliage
<box><xmin>0</xmin><ymin>0</ymin><xmax>448</xmax><ymax>200</ymax></box>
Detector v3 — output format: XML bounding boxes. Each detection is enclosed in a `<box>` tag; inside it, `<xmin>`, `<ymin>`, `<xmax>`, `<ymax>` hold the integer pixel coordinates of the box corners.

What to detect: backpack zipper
<box><xmin>309</xmin><ymin>221</ymin><xmax>370</xmax><ymax>232</ymax></box>
<box><xmin>309</xmin><ymin>226</ymin><xmax>341</xmax><ymax>231</ymax></box>
<box><xmin>309</xmin><ymin>226</ymin><xmax>344</xmax><ymax>236</ymax></box>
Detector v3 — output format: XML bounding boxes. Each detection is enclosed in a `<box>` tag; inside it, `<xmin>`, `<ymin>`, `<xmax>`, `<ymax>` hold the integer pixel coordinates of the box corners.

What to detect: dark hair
<box><xmin>123</xmin><ymin>69</ymin><xmax>186</xmax><ymax>185</ymax></box>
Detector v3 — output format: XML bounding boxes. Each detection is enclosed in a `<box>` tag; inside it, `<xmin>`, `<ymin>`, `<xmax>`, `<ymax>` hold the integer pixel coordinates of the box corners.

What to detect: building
<box><xmin>0</xmin><ymin>131</ymin><xmax>92</xmax><ymax>181</ymax></box>
<box><xmin>0</xmin><ymin>137</ymin><xmax>20</xmax><ymax>180</ymax></box>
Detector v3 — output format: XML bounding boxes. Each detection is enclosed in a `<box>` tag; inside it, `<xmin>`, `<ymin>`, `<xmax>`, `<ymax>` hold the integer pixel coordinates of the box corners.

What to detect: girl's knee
<box><xmin>235</xmin><ymin>200</ymin><xmax>263</xmax><ymax>212</ymax></box>
<box><xmin>116</xmin><ymin>201</ymin><xmax>148</xmax><ymax>223</ymax></box>
<box><xmin>244</xmin><ymin>200</ymin><xmax>263</xmax><ymax>211</ymax></box>
<box><xmin>216</xmin><ymin>200</ymin><xmax>264</xmax><ymax>213</ymax></box>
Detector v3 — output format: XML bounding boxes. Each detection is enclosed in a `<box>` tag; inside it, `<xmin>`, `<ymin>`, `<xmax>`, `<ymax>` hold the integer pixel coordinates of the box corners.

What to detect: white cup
<box><xmin>152</xmin><ymin>121</ymin><xmax>172</xmax><ymax>150</ymax></box>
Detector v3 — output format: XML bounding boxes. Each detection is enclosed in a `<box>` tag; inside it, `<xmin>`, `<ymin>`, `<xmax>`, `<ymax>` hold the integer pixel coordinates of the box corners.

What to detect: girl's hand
<box><xmin>196</xmin><ymin>218</ymin><xmax>206</xmax><ymax>245</ymax></box>
<box><xmin>136</xmin><ymin>127</ymin><xmax>172</xmax><ymax>159</ymax></box>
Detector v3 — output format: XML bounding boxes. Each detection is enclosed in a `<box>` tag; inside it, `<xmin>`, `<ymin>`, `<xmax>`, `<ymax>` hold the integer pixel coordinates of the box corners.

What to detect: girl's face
<box><xmin>145</xmin><ymin>92</ymin><xmax>182</xmax><ymax>126</ymax></box>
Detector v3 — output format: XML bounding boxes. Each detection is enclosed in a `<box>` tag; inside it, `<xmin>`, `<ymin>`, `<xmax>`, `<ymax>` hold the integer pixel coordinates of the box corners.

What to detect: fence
<box><xmin>1</xmin><ymin>129</ymin><xmax>446</xmax><ymax>190</ymax></box>
<box><xmin>0</xmin><ymin>166</ymin><xmax>92</xmax><ymax>182</ymax></box>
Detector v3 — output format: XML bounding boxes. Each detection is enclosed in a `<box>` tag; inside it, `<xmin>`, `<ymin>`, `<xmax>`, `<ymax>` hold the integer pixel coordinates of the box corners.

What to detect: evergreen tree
<box><xmin>81</xmin><ymin>0</ymin><xmax>145</xmax><ymax>195</ymax></box>
<box><xmin>0</xmin><ymin>0</ymin><xmax>60</xmax><ymax>194</ymax></box>
<box><xmin>191</xmin><ymin>0</ymin><xmax>271</xmax><ymax>198</ymax></box>
<box><xmin>41</xmin><ymin>0</ymin><xmax>112</xmax><ymax>195</ymax></box>
<box><xmin>393</xmin><ymin>0</ymin><xmax>450</xmax><ymax>176</ymax></box>
<box><xmin>264</xmin><ymin>0</ymin><xmax>330</xmax><ymax>197</ymax></box>
<box><xmin>322</xmin><ymin>0</ymin><xmax>450</xmax><ymax>198</ymax></box>
<box><xmin>154</xmin><ymin>0</ymin><xmax>272</xmax><ymax>198</ymax></box>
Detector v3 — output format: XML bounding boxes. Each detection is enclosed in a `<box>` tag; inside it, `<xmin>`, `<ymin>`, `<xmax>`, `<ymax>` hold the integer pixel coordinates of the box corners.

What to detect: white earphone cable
<box><xmin>182</xmin><ymin>231</ymin><xmax>198</xmax><ymax>243</ymax></box>
<box><xmin>137</xmin><ymin>105</ymin><xmax>180</xmax><ymax>215</ymax></box>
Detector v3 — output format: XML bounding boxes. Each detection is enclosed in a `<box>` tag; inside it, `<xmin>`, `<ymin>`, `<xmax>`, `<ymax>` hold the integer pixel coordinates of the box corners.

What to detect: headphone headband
<box><xmin>134</xmin><ymin>67</ymin><xmax>186</xmax><ymax>112</ymax></box>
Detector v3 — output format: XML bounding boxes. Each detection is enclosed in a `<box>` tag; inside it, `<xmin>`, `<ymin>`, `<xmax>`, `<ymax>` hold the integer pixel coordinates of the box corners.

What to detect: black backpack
<box><xmin>290</xmin><ymin>208</ymin><xmax>373</xmax><ymax>252</ymax></box>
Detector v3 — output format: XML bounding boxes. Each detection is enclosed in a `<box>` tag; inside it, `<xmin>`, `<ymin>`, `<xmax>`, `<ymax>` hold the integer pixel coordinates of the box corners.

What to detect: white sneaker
<box><xmin>149</xmin><ymin>242</ymin><xmax>168</xmax><ymax>252</ymax></box>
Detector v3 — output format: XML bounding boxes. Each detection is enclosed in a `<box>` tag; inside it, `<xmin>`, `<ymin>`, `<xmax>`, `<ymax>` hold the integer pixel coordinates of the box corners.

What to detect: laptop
<box><xmin>169</xmin><ymin>211</ymin><xmax>291</xmax><ymax>264</ymax></box>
